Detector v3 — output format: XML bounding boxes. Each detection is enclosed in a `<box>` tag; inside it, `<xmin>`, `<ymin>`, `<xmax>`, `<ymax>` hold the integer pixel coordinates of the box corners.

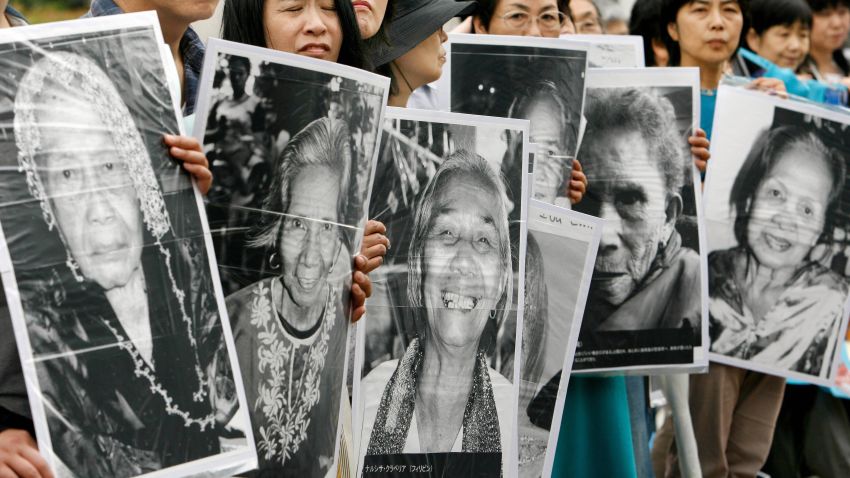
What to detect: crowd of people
<box><xmin>0</xmin><ymin>0</ymin><xmax>849</xmax><ymax>477</ymax></box>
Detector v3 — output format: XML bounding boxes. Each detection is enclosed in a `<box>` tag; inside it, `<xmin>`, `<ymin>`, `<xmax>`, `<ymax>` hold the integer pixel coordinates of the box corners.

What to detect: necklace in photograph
<box><xmin>253</xmin><ymin>279</ymin><xmax>335</xmax><ymax>464</ymax></box>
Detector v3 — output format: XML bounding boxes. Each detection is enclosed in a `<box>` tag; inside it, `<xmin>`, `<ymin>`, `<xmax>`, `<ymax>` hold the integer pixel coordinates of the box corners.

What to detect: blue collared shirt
<box><xmin>86</xmin><ymin>0</ymin><xmax>205</xmax><ymax>115</ymax></box>
<box><xmin>4</xmin><ymin>4</ymin><xmax>27</xmax><ymax>26</ymax></box>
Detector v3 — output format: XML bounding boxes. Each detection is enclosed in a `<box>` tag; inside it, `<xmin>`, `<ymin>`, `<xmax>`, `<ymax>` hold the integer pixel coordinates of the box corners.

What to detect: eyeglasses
<box><xmin>500</xmin><ymin>10</ymin><xmax>566</xmax><ymax>33</ymax></box>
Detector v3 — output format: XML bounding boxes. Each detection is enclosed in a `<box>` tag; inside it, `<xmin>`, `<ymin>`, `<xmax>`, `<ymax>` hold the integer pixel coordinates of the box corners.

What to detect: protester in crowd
<box><xmin>658</xmin><ymin>1</ymin><xmax>791</xmax><ymax>477</ymax></box>
<box><xmin>471</xmin><ymin>0</ymin><xmax>571</xmax><ymax>36</ymax></box>
<box><xmin>630</xmin><ymin>0</ymin><xmax>670</xmax><ymax>66</ymax></box>
<box><xmin>0</xmin><ymin>8</ymin><xmax>55</xmax><ymax>478</ymax></box>
<box><xmin>803</xmin><ymin>0</ymin><xmax>850</xmax><ymax>84</ymax></box>
<box><xmin>571</xmin><ymin>0</ymin><xmax>604</xmax><ymax>33</ymax></box>
<box><xmin>735</xmin><ymin>0</ymin><xmax>812</xmax><ymax>76</ymax></box>
<box><xmin>352</xmin><ymin>0</ymin><xmax>392</xmax><ymax>41</ymax></box>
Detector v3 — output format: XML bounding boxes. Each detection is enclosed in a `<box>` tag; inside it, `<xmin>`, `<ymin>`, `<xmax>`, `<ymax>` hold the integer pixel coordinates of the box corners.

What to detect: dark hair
<box><xmin>475</xmin><ymin>0</ymin><xmax>572</xmax><ymax>30</ymax></box>
<box><xmin>629</xmin><ymin>0</ymin><xmax>665</xmax><ymax>66</ymax></box>
<box><xmin>227</xmin><ymin>54</ymin><xmax>251</xmax><ymax>72</ymax></box>
<box><xmin>661</xmin><ymin>0</ymin><xmax>751</xmax><ymax>66</ymax></box>
<box><xmin>731</xmin><ymin>125</ymin><xmax>845</xmax><ymax>248</ymax></box>
<box><xmin>221</xmin><ymin>0</ymin><xmax>369</xmax><ymax>70</ymax></box>
<box><xmin>806</xmin><ymin>0</ymin><xmax>850</xmax><ymax>74</ymax></box>
<box><xmin>750</xmin><ymin>0</ymin><xmax>812</xmax><ymax>37</ymax></box>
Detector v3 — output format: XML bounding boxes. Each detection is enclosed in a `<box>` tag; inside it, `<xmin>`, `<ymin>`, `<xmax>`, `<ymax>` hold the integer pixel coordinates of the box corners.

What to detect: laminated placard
<box><xmin>703</xmin><ymin>85</ymin><xmax>850</xmax><ymax>386</ymax></box>
<box><xmin>518</xmin><ymin>200</ymin><xmax>601</xmax><ymax>478</ymax></box>
<box><xmin>571</xmin><ymin>67</ymin><xmax>709</xmax><ymax>374</ymax></box>
<box><xmin>354</xmin><ymin>108</ymin><xmax>530</xmax><ymax>478</ymax></box>
<box><xmin>0</xmin><ymin>13</ymin><xmax>256</xmax><ymax>477</ymax></box>
<box><xmin>561</xmin><ymin>34</ymin><xmax>645</xmax><ymax>68</ymax></box>
<box><xmin>440</xmin><ymin>33</ymin><xmax>587</xmax><ymax>210</ymax></box>
<box><xmin>192</xmin><ymin>38</ymin><xmax>390</xmax><ymax>477</ymax></box>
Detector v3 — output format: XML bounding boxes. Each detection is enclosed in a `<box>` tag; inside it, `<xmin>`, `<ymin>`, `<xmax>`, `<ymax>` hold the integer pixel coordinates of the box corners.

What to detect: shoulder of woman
<box><xmin>225</xmin><ymin>278</ymin><xmax>274</xmax><ymax>329</ymax></box>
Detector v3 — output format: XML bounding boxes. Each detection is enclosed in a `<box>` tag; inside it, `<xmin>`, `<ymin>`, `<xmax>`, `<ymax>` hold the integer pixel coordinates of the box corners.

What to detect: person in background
<box><xmin>734</xmin><ymin>0</ymin><xmax>812</xmax><ymax>76</ymax></box>
<box><xmin>658</xmin><ymin>1</ymin><xmax>790</xmax><ymax>477</ymax></box>
<box><xmin>630</xmin><ymin>0</ymin><xmax>670</xmax><ymax>66</ymax></box>
<box><xmin>352</xmin><ymin>0</ymin><xmax>391</xmax><ymax>41</ymax></box>
<box><xmin>803</xmin><ymin>0</ymin><xmax>850</xmax><ymax>85</ymax></box>
<box><xmin>570</xmin><ymin>0</ymin><xmax>604</xmax><ymax>33</ymax></box>
<box><xmin>0</xmin><ymin>6</ymin><xmax>55</xmax><ymax>478</ymax></box>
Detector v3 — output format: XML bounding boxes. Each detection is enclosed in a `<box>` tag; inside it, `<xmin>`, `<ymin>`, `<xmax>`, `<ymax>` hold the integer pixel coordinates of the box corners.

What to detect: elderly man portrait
<box><xmin>573</xmin><ymin>87</ymin><xmax>701</xmax><ymax>334</ymax></box>
<box><xmin>5</xmin><ymin>50</ymin><xmax>239</xmax><ymax>477</ymax></box>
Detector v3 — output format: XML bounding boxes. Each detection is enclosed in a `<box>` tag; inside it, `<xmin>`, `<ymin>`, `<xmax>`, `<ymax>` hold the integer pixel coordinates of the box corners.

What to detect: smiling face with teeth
<box><xmin>420</xmin><ymin>173</ymin><xmax>507</xmax><ymax>348</ymax></box>
<box><xmin>278</xmin><ymin>165</ymin><xmax>342</xmax><ymax>311</ymax></box>
<box><xmin>746</xmin><ymin>146</ymin><xmax>833</xmax><ymax>272</ymax></box>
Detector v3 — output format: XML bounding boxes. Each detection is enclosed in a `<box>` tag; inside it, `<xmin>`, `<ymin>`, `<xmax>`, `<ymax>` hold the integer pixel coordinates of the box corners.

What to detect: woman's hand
<box><xmin>747</xmin><ymin>77</ymin><xmax>789</xmax><ymax>97</ymax></box>
<box><xmin>689</xmin><ymin>128</ymin><xmax>711</xmax><ymax>174</ymax></box>
<box><xmin>568</xmin><ymin>160</ymin><xmax>587</xmax><ymax>205</ymax></box>
<box><xmin>164</xmin><ymin>134</ymin><xmax>213</xmax><ymax>195</ymax></box>
<box><xmin>359</xmin><ymin>220</ymin><xmax>390</xmax><ymax>274</ymax></box>
<box><xmin>0</xmin><ymin>428</ymin><xmax>53</xmax><ymax>478</ymax></box>
<box><xmin>350</xmin><ymin>263</ymin><xmax>372</xmax><ymax>323</ymax></box>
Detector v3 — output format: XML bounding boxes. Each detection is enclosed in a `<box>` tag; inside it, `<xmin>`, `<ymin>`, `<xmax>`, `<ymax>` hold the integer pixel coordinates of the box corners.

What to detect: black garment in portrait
<box><xmin>0</xmin><ymin>280</ymin><xmax>33</xmax><ymax>434</ymax></box>
<box><xmin>23</xmin><ymin>242</ymin><xmax>224</xmax><ymax>477</ymax></box>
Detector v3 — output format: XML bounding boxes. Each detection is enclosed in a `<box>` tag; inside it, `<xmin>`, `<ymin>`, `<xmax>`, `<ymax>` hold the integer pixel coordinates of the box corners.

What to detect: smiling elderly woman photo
<box><xmin>360</xmin><ymin>149</ymin><xmax>514</xmax><ymax>473</ymax></box>
<box><xmin>224</xmin><ymin>116</ymin><xmax>355</xmax><ymax>477</ymax></box>
<box><xmin>709</xmin><ymin>125</ymin><xmax>848</xmax><ymax>378</ymax></box>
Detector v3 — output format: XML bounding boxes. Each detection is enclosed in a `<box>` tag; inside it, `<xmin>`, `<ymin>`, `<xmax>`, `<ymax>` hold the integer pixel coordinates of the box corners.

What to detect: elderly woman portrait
<box><xmin>709</xmin><ymin>125</ymin><xmax>848</xmax><ymax>378</ymax></box>
<box><xmin>574</xmin><ymin>87</ymin><xmax>701</xmax><ymax>333</ymax></box>
<box><xmin>360</xmin><ymin>150</ymin><xmax>514</xmax><ymax>473</ymax></box>
<box><xmin>9</xmin><ymin>52</ymin><xmax>238</xmax><ymax>476</ymax></box>
<box><xmin>508</xmin><ymin>79</ymin><xmax>580</xmax><ymax>208</ymax></box>
<box><xmin>226</xmin><ymin>117</ymin><xmax>353</xmax><ymax>477</ymax></box>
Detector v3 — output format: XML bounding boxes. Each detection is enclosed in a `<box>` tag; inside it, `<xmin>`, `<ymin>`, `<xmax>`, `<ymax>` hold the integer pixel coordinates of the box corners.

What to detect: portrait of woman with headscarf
<box><xmin>4</xmin><ymin>49</ymin><xmax>244</xmax><ymax>476</ymax></box>
<box><xmin>359</xmin><ymin>149</ymin><xmax>515</xmax><ymax>474</ymax></box>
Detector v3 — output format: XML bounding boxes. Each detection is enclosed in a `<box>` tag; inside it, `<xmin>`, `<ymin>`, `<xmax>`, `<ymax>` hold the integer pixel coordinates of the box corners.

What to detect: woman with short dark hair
<box><xmin>804</xmin><ymin>0</ymin><xmax>850</xmax><ymax>83</ymax></box>
<box><xmin>737</xmin><ymin>0</ymin><xmax>813</xmax><ymax>75</ymax></box>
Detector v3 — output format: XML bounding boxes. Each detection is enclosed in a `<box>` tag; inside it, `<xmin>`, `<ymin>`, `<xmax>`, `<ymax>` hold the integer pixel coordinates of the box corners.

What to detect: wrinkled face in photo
<box><xmin>421</xmin><ymin>174</ymin><xmax>505</xmax><ymax>348</ymax></box>
<box><xmin>576</xmin><ymin>129</ymin><xmax>670</xmax><ymax>306</ymax></box>
<box><xmin>525</xmin><ymin>95</ymin><xmax>571</xmax><ymax>203</ymax></box>
<box><xmin>36</xmin><ymin>100</ymin><xmax>144</xmax><ymax>291</ymax></box>
<box><xmin>746</xmin><ymin>147</ymin><xmax>832</xmax><ymax>271</ymax></box>
<box><xmin>279</xmin><ymin>165</ymin><xmax>342</xmax><ymax>308</ymax></box>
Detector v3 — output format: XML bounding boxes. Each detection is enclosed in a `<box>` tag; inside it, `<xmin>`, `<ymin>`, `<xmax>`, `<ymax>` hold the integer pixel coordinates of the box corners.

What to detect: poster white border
<box><xmin>573</xmin><ymin>67</ymin><xmax>709</xmax><ymax>375</ymax></box>
<box><xmin>0</xmin><ymin>12</ymin><xmax>259</xmax><ymax>477</ymax></box>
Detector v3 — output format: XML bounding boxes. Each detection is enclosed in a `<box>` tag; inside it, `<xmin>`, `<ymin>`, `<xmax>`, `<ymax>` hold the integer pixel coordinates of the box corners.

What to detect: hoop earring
<box><xmin>269</xmin><ymin>252</ymin><xmax>280</xmax><ymax>270</ymax></box>
<box><xmin>489</xmin><ymin>310</ymin><xmax>497</xmax><ymax>320</ymax></box>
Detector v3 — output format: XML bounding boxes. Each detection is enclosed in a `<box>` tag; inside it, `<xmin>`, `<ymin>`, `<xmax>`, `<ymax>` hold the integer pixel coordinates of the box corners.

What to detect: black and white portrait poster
<box><xmin>0</xmin><ymin>13</ymin><xmax>256</xmax><ymax>478</ymax></box>
<box><xmin>192</xmin><ymin>39</ymin><xmax>390</xmax><ymax>477</ymax></box>
<box><xmin>517</xmin><ymin>200</ymin><xmax>600</xmax><ymax>478</ymax></box>
<box><xmin>703</xmin><ymin>85</ymin><xmax>850</xmax><ymax>386</ymax></box>
<box><xmin>440</xmin><ymin>33</ymin><xmax>587</xmax><ymax>210</ymax></box>
<box><xmin>354</xmin><ymin>108</ymin><xmax>530</xmax><ymax>478</ymax></box>
<box><xmin>562</xmin><ymin>34</ymin><xmax>645</xmax><ymax>68</ymax></box>
<box><xmin>571</xmin><ymin>68</ymin><xmax>709</xmax><ymax>374</ymax></box>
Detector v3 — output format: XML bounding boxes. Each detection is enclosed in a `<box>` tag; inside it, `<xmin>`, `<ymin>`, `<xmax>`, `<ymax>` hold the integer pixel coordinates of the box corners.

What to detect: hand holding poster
<box><xmin>192</xmin><ymin>38</ymin><xmax>390</xmax><ymax>477</ymax></box>
<box><xmin>0</xmin><ymin>13</ymin><xmax>255</xmax><ymax>477</ymax></box>
<box><xmin>355</xmin><ymin>108</ymin><xmax>529</xmax><ymax>478</ymax></box>
<box><xmin>571</xmin><ymin>68</ymin><xmax>708</xmax><ymax>374</ymax></box>
<box><xmin>703</xmin><ymin>85</ymin><xmax>850</xmax><ymax>385</ymax></box>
